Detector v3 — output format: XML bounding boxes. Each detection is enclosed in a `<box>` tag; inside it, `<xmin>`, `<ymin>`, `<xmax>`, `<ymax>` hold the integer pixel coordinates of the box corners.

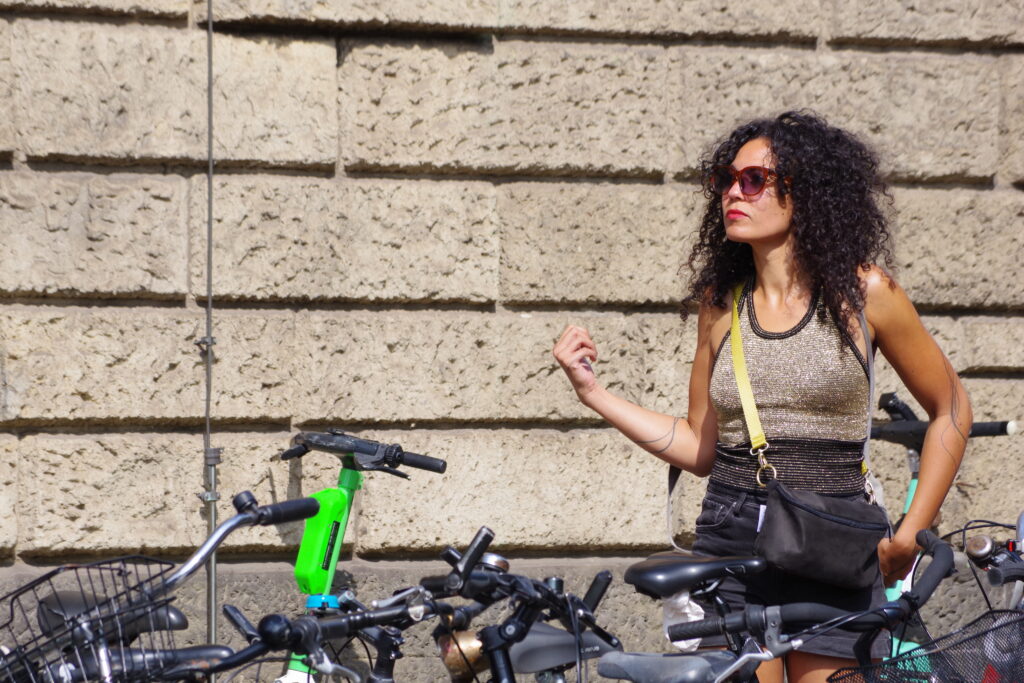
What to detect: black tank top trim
<box><xmin>747</xmin><ymin>284</ymin><xmax>819</xmax><ymax>340</ymax></box>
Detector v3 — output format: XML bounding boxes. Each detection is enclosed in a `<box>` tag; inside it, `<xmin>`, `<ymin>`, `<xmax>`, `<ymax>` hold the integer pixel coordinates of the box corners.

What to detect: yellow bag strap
<box><xmin>730</xmin><ymin>283</ymin><xmax>775</xmax><ymax>486</ymax></box>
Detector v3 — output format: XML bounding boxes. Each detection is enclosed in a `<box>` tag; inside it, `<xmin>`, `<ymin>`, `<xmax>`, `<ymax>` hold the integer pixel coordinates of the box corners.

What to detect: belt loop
<box><xmin>735</xmin><ymin>491</ymin><xmax>748</xmax><ymax>509</ymax></box>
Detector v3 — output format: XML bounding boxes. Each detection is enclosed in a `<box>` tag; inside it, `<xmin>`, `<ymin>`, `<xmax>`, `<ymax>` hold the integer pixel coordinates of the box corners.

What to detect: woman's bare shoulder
<box><xmin>695</xmin><ymin>297</ymin><xmax>731</xmax><ymax>351</ymax></box>
<box><xmin>858</xmin><ymin>264</ymin><xmax>904</xmax><ymax>307</ymax></box>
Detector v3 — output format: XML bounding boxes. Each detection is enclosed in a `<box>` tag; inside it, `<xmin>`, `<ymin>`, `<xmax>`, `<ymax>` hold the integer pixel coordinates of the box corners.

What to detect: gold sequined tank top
<box><xmin>708</xmin><ymin>282</ymin><xmax>871</xmax><ymax>495</ymax></box>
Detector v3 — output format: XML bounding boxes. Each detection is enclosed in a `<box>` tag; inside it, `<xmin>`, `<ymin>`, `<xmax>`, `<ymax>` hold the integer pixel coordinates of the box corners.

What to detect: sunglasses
<box><xmin>708</xmin><ymin>165</ymin><xmax>779</xmax><ymax>198</ymax></box>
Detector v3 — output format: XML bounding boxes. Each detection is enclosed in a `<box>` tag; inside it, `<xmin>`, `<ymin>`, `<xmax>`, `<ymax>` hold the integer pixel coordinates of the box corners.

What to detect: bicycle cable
<box><xmin>789</xmin><ymin>604</ymin><xmax>892</xmax><ymax>645</ymax></box>
<box><xmin>566</xmin><ymin>594</ymin><xmax>585</xmax><ymax>683</ymax></box>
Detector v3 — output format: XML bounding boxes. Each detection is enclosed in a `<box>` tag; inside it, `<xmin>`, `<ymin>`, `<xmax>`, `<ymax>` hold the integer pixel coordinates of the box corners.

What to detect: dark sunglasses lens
<box><xmin>711</xmin><ymin>167</ymin><xmax>733</xmax><ymax>194</ymax></box>
<box><xmin>739</xmin><ymin>168</ymin><xmax>767</xmax><ymax>195</ymax></box>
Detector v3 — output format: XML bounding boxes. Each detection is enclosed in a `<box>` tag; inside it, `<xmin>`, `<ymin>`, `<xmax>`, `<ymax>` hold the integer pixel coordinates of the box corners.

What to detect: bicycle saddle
<box><xmin>598</xmin><ymin>650</ymin><xmax>740</xmax><ymax>683</ymax></box>
<box><xmin>625</xmin><ymin>551</ymin><xmax>766</xmax><ymax>599</ymax></box>
<box><xmin>37</xmin><ymin>591</ymin><xmax>189</xmax><ymax>643</ymax></box>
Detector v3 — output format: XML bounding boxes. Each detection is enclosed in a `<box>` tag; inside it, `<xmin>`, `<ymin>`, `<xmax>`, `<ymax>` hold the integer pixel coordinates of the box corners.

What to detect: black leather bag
<box><xmin>753</xmin><ymin>479</ymin><xmax>890</xmax><ymax>589</ymax></box>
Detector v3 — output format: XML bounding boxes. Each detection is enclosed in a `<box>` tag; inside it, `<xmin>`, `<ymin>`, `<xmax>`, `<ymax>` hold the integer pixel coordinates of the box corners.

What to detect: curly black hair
<box><xmin>683</xmin><ymin>110</ymin><xmax>895</xmax><ymax>333</ymax></box>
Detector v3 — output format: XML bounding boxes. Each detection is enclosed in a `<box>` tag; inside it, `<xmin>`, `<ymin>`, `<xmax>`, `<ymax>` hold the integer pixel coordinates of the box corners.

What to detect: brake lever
<box><xmin>372</xmin><ymin>586</ymin><xmax>428</xmax><ymax>610</ymax></box>
<box><xmin>345</xmin><ymin>452</ymin><xmax>411</xmax><ymax>479</ymax></box>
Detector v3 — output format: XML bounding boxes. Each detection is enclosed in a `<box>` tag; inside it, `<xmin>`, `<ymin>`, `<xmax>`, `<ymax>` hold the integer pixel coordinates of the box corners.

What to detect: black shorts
<box><xmin>691</xmin><ymin>483</ymin><xmax>891</xmax><ymax>661</ymax></box>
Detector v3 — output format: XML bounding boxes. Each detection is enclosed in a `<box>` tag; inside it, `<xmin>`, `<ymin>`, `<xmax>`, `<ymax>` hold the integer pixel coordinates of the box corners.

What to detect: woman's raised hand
<box><xmin>552</xmin><ymin>325</ymin><xmax>600</xmax><ymax>399</ymax></box>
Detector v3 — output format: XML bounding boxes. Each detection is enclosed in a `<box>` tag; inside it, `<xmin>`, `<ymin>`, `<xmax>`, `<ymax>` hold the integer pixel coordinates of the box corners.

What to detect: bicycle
<box><xmin>0</xmin><ymin>491</ymin><xmax>319</xmax><ymax>682</ymax></box>
<box><xmin>871</xmin><ymin>392</ymin><xmax>1018</xmax><ymax>655</ymax></box>
<box><xmin>272</xmin><ymin>431</ymin><xmax>446</xmax><ymax>683</ymax></box>
<box><xmin>597</xmin><ymin>530</ymin><xmax>955</xmax><ymax>683</ymax></box>
<box><xmin>420</xmin><ymin>526</ymin><xmax>623</xmax><ymax>683</ymax></box>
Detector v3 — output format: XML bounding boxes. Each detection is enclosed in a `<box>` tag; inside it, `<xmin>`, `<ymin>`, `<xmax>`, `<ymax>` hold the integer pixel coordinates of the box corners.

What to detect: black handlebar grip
<box><xmin>279</xmin><ymin>444</ymin><xmax>310</xmax><ymax>461</ymax></box>
<box><xmin>666</xmin><ymin>615</ymin><xmax>729</xmax><ymax>641</ymax></box>
<box><xmin>456</xmin><ymin>527</ymin><xmax>495</xmax><ymax>579</ymax></box>
<box><xmin>969</xmin><ymin>421</ymin><xmax>1018</xmax><ymax>437</ymax></box>
<box><xmin>317</xmin><ymin>605</ymin><xmax>411</xmax><ymax>640</ymax></box>
<box><xmin>987</xmin><ymin>562</ymin><xmax>1024</xmax><ymax>587</ymax></box>
<box><xmin>299</xmin><ymin>432</ymin><xmax>380</xmax><ymax>456</ymax></box>
<box><xmin>400</xmin><ymin>450</ymin><xmax>447</xmax><ymax>474</ymax></box>
<box><xmin>907</xmin><ymin>530</ymin><xmax>954</xmax><ymax>606</ymax></box>
<box><xmin>582</xmin><ymin>570</ymin><xmax>613</xmax><ymax>612</ymax></box>
<box><xmin>255</xmin><ymin>498</ymin><xmax>320</xmax><ymax>526</ymax></box>
<box><xmin>420</xmin><ymin>575</ymin><xmax>450</xmax><ymax>595</ymax></box>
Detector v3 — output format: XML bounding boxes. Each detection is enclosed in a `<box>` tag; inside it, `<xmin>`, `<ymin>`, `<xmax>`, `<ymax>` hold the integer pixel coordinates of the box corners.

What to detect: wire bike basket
<box><xmin>829</xmin><ymin>609</ymin><xmax>1024</xmax><ymax>683</ymax></box>
<box><xmin>0</xmin><ymin>556</ymin><xmax>176</xmax><ymax>682</ymax></box>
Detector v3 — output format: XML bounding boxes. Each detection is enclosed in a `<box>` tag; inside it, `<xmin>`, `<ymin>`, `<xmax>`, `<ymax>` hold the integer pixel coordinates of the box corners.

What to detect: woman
<box><xmin>552</xmin><ymin>111</ymin><xmax>971</xmax><ymax>683</ymax></box>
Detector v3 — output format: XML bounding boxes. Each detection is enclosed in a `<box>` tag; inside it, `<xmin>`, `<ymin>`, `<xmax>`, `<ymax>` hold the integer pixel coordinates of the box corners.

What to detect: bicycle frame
<box><xmin>276</xmin><ymin>466</ymin><xmax>362</xmax><ymax>681</ymax></box>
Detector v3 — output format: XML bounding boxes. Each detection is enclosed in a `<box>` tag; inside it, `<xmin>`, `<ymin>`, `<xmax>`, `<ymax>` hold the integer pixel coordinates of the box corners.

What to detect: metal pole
<box><xmin>201</xmin><ymin>0</ymin><xmax>220</xmax><ymax>664</ymax></box>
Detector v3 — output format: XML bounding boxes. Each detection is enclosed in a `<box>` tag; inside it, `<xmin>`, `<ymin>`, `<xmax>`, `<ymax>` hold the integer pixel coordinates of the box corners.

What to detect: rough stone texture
<box><xmin>355</xmin><ymin>429</ymin><xmax>670</xmax><ymax>554</ymax></box>
<box><xmin>0</xmin><ymin>436</ymin><xmax>17</xmax><ymax>553</ymax></box>
<box><xmin>0</xmin><ymin>173</ymin><xmax>188</xmax><ymax>298</ymax></box>
<box><xmin>339</xmin><ymin>40</ymin><xmax>673</xmax><ymax>177</ymax></box>
<box><xmin>212</xmin><ymin>34</ymin><xmax>337</xmax><ymax>169</ymax></box>
<box><xmin>294</xmin><ymin>311</ymin><xmax>693</xmax><ymax>423</ymax></box>
<box><xmin>499</xmin><ymin>182</ymin><xmax>700</xmax><ymax>304</ymax></box>
<box><xmin>188</xmin><ymin>176</ymin><xmax>498</xmax><ymax>303</ymax></box>
<box><xmin>0</xmin><ymin>20</ymin><xmax>13</xmax><ymax>156</ymax></box>
<box><xmin>1003</xmin><ymin>57</ymin><xmax>1024</xmax><ymax>185</ymax></box>
<box><xmin>185</xmin><ymin>179</ymin><xmax>1024</xmax><ymax>309</ymax></box>
<box><xmin>916</xmin><ymin>315</ymin><xmax>1024</xmax><ymax>373</ymax></box>
<box><xmin>0</xmin><ymin>310</ymin><xmax>690</xmax><ymax>424</ymax></box>
<box><xmin>14</xmin><ymin>432</ymin><xmax>350</xmax><ymax>555</ymax></box>
<box><xmin>830</xmin><ymin>0</ymin><xmax>1024</xmax><ymax>46</ymax></box>
<box><xmin>893</xmin><ymin>188</ymin><xmax>1024</xmax><ymax>309</ymax></box>
<box><xmin>0</xmin><ymin>0</ymin><xmax>185</xmax><ymax>17</ymax></box>
<box><xmin>12</xmin><ymin>427</ymin><xmax>687</xmax><ymax>556</ymax></box>
<box><xmin>195</xmin><ymin>0</ymin><xmax>497</xmax><ymax>29</ymax></box>
<box><xmin>197</xmin><ymin>0</ymin><xmax>821</xmax><ymax>40</ymax></box>
<box><xmin>11</xmin><ymin>21</ymin><xmax>335</xmax><ymax>167</ymax></box>
<box><xmin>0</xmin><ymin>309</ymin><xmax>297</xmax><ymax>424</ymax></box>
<box><xmin>502</xmin><ymin>0</ymin><xmax>823</xmax><ymax>39</ymax></box>
<box><xmin>672</xmin><ymin>49</ymin><xmax>1000</xmax><ymax>182</ymax></box>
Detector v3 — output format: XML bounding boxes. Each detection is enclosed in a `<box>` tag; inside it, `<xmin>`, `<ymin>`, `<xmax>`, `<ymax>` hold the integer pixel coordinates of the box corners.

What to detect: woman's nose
<box><xmin>724</xmin><ymin>178</ymin><xmax>744</xmax><ymax>201</ymax></box>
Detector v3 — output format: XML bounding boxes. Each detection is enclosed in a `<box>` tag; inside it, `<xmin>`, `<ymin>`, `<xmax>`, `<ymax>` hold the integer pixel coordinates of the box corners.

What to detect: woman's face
<box><xmin>720</xmin><ymin>137</ymin><xmax>793</xmax><ymax>248</ymax></box>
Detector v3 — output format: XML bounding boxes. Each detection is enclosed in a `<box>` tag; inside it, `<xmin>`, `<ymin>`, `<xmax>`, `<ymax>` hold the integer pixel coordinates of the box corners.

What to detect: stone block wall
<box><xmin>1</xmin><ymin>1</ymin><xmax>1023</xmax><ymax>678</ymax></box>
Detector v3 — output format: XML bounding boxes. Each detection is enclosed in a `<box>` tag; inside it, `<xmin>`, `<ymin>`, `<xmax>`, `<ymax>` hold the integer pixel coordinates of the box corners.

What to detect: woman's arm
<box><xmin>552</xmin><ymin>304</ymin><xmax>724</xmax><ymax>476</ymax></box>
<box><xmin>863</xmin><ymin>266</ymin><xmax>973</xmax><ymax>585</ymax></box>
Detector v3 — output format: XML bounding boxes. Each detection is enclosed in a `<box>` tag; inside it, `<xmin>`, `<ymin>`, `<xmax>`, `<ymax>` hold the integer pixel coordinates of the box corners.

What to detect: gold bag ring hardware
<box><xmin>753</xmin><ymin>445</ymin><xmax>777</xmax><ymax>487</ymax></box>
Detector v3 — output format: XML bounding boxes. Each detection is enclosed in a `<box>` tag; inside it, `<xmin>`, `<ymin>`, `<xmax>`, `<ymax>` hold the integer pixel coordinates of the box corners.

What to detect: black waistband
<box><xmin>709</xmin><ymin>437</ymin><xmax>867</xmax><ymax>496</ymax></box>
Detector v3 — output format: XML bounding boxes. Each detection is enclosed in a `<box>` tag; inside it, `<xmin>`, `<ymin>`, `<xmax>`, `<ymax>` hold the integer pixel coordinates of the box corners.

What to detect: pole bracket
<box><xmin>195</xmin><ymin>336</ymin><xmax>217</xmax><ymax>355</ymax></box>
<box><xmin>204</xmin><ymin>447</ymin><xmax>223</xmax><ymax>466</ymax></box>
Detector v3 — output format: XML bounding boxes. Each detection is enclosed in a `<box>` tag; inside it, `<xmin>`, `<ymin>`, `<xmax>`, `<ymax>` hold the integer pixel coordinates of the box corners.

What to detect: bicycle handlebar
<box><xmin>253</xmin><ymin>497</ymin><xmax>321</xmax><ymax>526</ymax></box>
<box><xmin>987</xmin><ymin>561</ymin><xmax>1024</xmax><ymax>586</ymax></box>
<box><xmin>282</xmin><ymin>431</ymin><xmax>447</xmax><ymax>474</ymax></box>
<box><xmin>871</xmin><ymin>420</ymin><xmax>1016</xmax><ymax>448</ymax></box>
<box><xmin>666</xmin><ymin>530</ymin><xmax>953</xmax><ymax>642</ymax></box>
<box><xmin>162</xmin><ymin>492</ymin><xmax>319</xmax><ymax>594</ymax></box>
<box><xmin>400</xmin><ymin>449</ymin><xmax>448</xmax><ymax>473</ymax></box>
